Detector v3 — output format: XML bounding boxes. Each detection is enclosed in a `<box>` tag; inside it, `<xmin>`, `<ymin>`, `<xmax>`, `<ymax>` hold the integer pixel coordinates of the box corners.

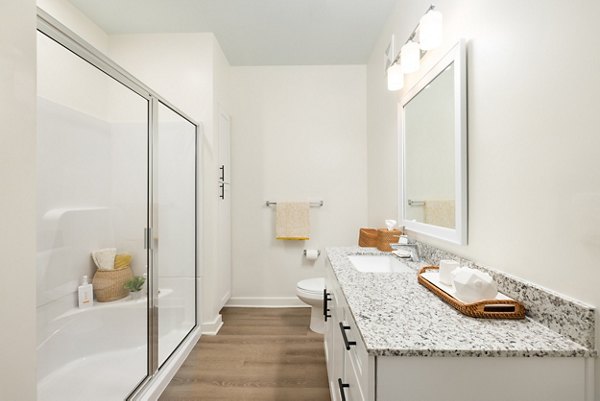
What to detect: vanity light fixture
<box><xmin>386</xmin><ymin>4</ymin><xmax>443</xmax><ymax>92</ymax></box>
<box><xmin>419</xmin><ymin>8</ymin><xmax>443</xmax><ymax>50</ymax></box>
<box><xmin>400</xmin><ymin>40</ymin><xmax>420</xmax><ymax>73</ymax></box>
<box><xmin>387</xmin><ymin>63</ymin><xmax>404</xmax><ymax>91</ymax></box>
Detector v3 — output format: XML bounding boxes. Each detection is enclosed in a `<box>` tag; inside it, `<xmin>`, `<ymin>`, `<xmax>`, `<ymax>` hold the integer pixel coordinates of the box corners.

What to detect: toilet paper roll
<box><xmin>305</xmin><ymin>249</ymin><xmax>319</xmax><ymax>261</ymax></box>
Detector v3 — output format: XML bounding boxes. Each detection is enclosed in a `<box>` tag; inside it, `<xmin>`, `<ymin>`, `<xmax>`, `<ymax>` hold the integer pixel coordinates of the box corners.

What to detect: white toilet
<box><xmin>296</xmin><ymin>277</ymin><xmax>326</xmax><ymax>334</ymax></box>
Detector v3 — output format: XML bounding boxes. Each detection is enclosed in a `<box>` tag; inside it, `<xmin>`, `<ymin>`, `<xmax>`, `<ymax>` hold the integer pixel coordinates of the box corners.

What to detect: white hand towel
<box><xmin>92</xmin><ymin>248</ymin><xmax>117</xmax><ymax>270</ymax></box>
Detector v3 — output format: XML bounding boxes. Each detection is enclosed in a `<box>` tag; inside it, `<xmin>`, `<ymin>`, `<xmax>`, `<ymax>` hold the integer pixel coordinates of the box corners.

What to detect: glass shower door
<box><xmin>155</xmin><ymin>101</ymin><xmax>197</xmax><ymax>367</ymax></box>
<box><xmin>36</xmin><ymin>31</ymin><xmax>149</xmax><ymax>401</ymax></box>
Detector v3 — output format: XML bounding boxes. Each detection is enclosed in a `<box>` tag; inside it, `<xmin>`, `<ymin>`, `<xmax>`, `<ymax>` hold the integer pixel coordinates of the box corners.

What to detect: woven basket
<box><xmin>376</xmin><ymin>228</ymin><xmax>402</xmax><ymax>252</ymax></box>
<box><xmin>93</xmin><ymin>266</ymin><xmax>133</xmax><ymax>302</ymax></box>
<box><xmin>358</xmin><ymin>228</ymin><xmax>378</xmax><ymax>247</ymax></box>
<box><xmin>417</xmin><ymin>266</ymin><xmax>526</xmax><ymax>319</ymax></box>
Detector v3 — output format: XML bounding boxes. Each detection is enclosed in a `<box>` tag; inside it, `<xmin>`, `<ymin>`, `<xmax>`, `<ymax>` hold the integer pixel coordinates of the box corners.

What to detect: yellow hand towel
<box><xmin>275</xmin><ymin>202</ymin><xmax>310</xmax><ymax>240</ymax></box>
<box><xmin>114</xmin><ymin>253</ymin><xmax>132</xmax><ymax>270</ymax></box>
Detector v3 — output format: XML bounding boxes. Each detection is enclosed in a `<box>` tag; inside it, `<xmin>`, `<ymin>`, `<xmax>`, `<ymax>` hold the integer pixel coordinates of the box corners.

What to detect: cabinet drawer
<box><xmin>343</xmin><ymin>347</ymin><xmax>366</xmax><ymax>401</ymax></box>
<box><xmin>341</xmin><ymin>313</ymin><xmax>370</xmax><ymax>395</ymax></box>
<box><xmin>340</xmin><ymin>310</ymin><xmax>375</xmax><ymax>400</ymax></box>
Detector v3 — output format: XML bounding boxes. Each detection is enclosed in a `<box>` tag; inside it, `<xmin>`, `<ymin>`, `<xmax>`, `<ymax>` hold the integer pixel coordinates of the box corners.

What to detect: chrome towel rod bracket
<box><xmin>265</xmin><ymin>200</ymin><xmax>324</xmax><ymax>207</ymax></box>
<box><xmin>407</xmin><ymin>199</ymin><xmax>425</xmax><ymax>206</ymax></box>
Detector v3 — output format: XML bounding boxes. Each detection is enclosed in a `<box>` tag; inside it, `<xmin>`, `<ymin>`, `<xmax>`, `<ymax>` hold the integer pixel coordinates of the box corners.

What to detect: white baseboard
<box><xmin>134</xmin><ymin>327</ymin><xmax>201</xmax><ymax>401</ymax></box>
<box><xmin>218</xmin><ymin>290</ymin><xmax>231</xmax><ymax>310</ymax></box>
<box><xmin>225</xmin><ymin>296</ymin><xmax>309</xmax><ymax>308</ymax></box>
<box><xmin>201</xmin><ymin>314</ymin><xmax>224</xmax><ymax>335</ymax></box>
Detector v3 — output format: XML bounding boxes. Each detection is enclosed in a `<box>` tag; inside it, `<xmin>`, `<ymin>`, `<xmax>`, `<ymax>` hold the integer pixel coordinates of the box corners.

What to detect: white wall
<box><xmin>208</xmin><ymin>39</ymin><xmax>233</xmax><ymax>324</ymax></box>
<box><xmin>367</xmin><ymin>0</ymin><xmax>600</xmax><ymax>395</ymax></box>
<box><xmin>229</xmin><ymin>66</ymin><xmax>368</xmax><ymax>305</ymax></box>
<box><xmin>0</xmin><ymin>1</ymin><xmax>37</xmax><ymax>400</ymax></box>
<box><xmin>37</xmin><ymin>0</ymin><xmax>109</xmax><ymax>53</ymax></box>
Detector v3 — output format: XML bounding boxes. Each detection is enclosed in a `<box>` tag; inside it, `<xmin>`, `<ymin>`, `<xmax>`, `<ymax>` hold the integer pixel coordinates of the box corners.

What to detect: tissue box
<box><xmin>376</xmin><ymin>228</ymin><xmax>402</xmax><ymax>252</ymax></box>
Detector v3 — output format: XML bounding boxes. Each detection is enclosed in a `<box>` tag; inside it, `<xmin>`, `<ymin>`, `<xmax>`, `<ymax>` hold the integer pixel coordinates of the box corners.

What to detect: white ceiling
<box><xmin>69</xmin><ymin>0</ymin><xmax>398</xmax><ymax>65</ymax></box>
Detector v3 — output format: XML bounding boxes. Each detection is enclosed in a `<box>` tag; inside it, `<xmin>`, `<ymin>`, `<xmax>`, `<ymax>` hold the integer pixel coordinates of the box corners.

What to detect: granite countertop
<box><xmin>326</xmin><ymin>247</ymin><xmax>593</xmax><ymax>358</ymax></box>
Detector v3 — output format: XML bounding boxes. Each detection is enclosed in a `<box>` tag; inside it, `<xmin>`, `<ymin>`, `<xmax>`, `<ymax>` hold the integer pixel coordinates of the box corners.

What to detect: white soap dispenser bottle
<box><xmin>78</xmin><ymin>275</ymin><xmax>93</xmax><ymax>308</ymax></box>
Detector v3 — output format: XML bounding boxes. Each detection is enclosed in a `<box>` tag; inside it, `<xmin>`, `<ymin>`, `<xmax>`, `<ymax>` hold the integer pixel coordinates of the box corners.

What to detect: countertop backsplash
<box><xmin>415</xmin><ymin>240</ymin><xmax>596</xmax><ymax>350</ymax></box>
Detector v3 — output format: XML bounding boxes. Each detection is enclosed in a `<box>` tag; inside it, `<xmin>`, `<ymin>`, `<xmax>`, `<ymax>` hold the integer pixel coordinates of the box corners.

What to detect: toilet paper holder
<box><xmin>304</xmin><ymin>249</ymin><xmax>321</xmax><ymax>257</ymax></box>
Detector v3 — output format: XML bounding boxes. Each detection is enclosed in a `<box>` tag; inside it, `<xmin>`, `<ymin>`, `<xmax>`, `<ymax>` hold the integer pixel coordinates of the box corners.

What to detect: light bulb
<box><xmin>419</xmin><ymin>9</ymin><xmax>443</xmax><ymax>50</ymax></box>
<box><xmin>400</xmin><ymin>40</ymin><xmax>420</xmax><ymax>74</ymax></box>
<box><xmin>387</xmin><ymin>63</ymin><xmax>404</xmax><ymax>91</ymax></box>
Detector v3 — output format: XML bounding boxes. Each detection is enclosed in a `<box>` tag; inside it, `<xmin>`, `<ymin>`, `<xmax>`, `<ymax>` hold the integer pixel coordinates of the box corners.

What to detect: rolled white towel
<box><xmin>91</xmin><ymin>248</ymin><xmax>117</xmax><ymax>270</ymax></box>
<box><xmin>453</xmin><ymin>267</ymin><xmax>498</xmax><ymax>303</ymax></box>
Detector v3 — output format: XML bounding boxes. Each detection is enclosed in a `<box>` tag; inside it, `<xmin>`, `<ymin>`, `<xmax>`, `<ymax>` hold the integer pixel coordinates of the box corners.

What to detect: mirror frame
<box><xmin>399</xmin><ymin>40</ymin><xmax>467</xmax><ymax>245</ymax></box>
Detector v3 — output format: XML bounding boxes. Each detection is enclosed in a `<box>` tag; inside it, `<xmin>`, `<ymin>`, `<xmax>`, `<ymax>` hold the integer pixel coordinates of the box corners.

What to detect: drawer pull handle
<box><xmin>339</xmin><ymin>322</ymin><xmax>356</xmax><ymax>350</ymax></box>
<box><xmin>337</xmin><ymin>378</ymin><xmax>350</xmax><ymax>401</ymax></box>
<box><xmin>323</xmin><ymin>290</ymin><xmax>332</xmax><ymax>321</ymax></box>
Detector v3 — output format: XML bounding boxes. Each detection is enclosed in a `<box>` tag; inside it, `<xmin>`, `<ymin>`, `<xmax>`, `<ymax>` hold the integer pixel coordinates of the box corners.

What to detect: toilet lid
<box><xmin>297</xmin><ymin>277</ymin><xmax>325</xmax><ymax>294</ymax></box>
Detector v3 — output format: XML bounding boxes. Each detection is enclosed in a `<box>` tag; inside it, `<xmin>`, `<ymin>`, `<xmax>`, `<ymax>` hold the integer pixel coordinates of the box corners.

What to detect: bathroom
<box><xmin>1</xmin><ymin>0</ymin><xmax>599</xmax><ymax>400</ymax></box>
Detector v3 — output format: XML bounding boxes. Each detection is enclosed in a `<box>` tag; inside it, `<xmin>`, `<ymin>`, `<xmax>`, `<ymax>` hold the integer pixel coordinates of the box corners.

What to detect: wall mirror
<box><xmin>400</xmin><ymin>40</ymin><xmax>467</xmax><ymax>244</ymax></box>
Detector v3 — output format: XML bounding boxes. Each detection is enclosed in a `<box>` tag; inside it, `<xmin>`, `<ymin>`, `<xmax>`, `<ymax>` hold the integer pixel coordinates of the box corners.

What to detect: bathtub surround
<box><xmin>367</xmin><ymin>0</ymin><xmax>600</xmax><ymax>393</ymax></box>
<box><xmin>35</xmin><ymin>54</ymin><xmax>149</xmax><ymax>341</ymax></box>
<box><xmin>38</xmin><ymin>297</ymin><xmax>148</xmax><ymax>401</ymax></box>
<box><xmin>229</xmin><ymin>66</ymin><xmax>368</xmax><ymax>307</ymax></box>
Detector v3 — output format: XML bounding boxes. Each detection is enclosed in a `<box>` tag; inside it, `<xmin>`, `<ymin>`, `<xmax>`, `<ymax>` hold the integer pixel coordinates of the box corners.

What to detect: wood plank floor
<box><xmin>159</xmin><ymin>307</ymin><xmax>331</xmax><ymax>401</ymax></box>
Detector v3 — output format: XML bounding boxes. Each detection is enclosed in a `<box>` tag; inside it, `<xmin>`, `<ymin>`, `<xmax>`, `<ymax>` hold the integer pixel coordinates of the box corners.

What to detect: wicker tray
<box><xmin>417</xmin><ymin>266</ymin><xmax>526</xmax><ymax>319</ymax></box>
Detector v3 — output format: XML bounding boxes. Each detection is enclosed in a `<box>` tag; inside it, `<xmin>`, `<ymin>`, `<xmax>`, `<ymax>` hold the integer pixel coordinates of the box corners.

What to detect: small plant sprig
<box><xmin>124</xmin><ymin>276</ymin><xmax>146</xmax><ymax>292</ymax></box>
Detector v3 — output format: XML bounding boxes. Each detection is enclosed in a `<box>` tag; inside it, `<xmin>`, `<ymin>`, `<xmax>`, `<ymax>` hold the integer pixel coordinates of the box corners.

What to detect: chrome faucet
<box><xmin>390</xmin><ymin>242</ymin><xmax>421</xmax><ymax>262</ymax></box>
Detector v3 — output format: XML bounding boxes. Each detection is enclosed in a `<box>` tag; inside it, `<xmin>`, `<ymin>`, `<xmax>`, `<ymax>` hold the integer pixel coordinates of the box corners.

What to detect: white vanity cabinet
<box><xmin>324</xmin><ymin>258</ymin><xmax>594</xmax><ymax>401</ymax></box>
<box><xmin>325</xmin><ymin>266</ymin><xmax>375</xmax><ymax>401</ymax></box>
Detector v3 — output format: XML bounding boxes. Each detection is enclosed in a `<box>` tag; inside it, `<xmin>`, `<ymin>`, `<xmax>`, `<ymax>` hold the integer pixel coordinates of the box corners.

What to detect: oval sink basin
<box><xmin>348</xmin><ymin>255</ymin><xmax>413</xmax><ymax>273</ymax></box>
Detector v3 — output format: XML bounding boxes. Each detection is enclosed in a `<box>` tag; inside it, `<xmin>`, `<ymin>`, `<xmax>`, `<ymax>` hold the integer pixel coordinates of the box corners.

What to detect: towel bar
<box><xmin>265</xmin><ymin>201</ymin><xmax>324</xmax><ymax>207</ymax></box>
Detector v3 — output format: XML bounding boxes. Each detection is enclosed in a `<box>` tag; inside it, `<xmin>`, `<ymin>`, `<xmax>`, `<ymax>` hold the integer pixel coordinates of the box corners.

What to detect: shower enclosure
<box><xmin>36</xmin><ymin>10</ymin><xmax>198</xmax><ymax>401</ymax></box>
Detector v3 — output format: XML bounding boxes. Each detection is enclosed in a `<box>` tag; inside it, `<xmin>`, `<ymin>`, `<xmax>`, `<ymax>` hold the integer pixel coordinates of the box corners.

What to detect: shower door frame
<box><xmin>37</xmin><ymin>8</ymin><xmax>200</xmax><ymax>400</ymax></box>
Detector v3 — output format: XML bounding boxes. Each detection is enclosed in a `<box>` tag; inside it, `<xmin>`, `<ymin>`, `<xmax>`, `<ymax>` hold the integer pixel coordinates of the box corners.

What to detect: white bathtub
<box><xmin>37</xmin><ymin>288</ymin><xmax>194</xmax><ymax>401</ymax></box>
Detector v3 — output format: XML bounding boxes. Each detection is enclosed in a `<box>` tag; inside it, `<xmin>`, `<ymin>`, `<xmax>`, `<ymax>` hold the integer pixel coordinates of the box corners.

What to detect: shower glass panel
<box><xmin>36</xmin><ymin>32</ymin><xmax>149</xmax><ymax>401</ymax></box>
<box><xmin>156</xmin><ymin>102</ymin><xmax>197</xmax><ymax>367</ymax></box>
